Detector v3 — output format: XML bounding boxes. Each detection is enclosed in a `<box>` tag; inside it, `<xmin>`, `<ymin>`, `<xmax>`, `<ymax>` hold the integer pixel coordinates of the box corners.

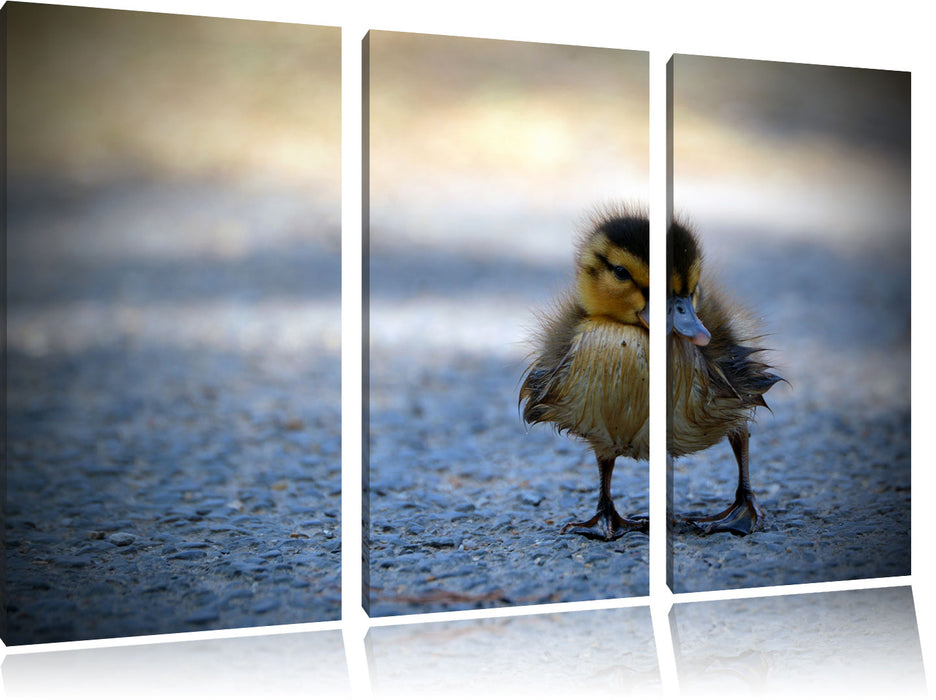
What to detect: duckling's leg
<box><xmin>690</xmin><ymin>428</ymin><xmax>764</xmax><ymax>536</ymax></box>
<box><xmin>561</xmin><ymin>455</ymin><xmax>649</xmax><ymax>540</ymax></box>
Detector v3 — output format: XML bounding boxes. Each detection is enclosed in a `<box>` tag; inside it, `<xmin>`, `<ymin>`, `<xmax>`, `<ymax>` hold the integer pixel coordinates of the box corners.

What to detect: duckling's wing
<box><xmin>718</xmin><ymin>344</ymin><xmax>783</xmax><ymax>409</ymax></box>
<box><xmin>520</xmin><ymin>297</ymin><xmax>584</xmax><ymax>426</ymax></box>
<box><xmin>697</xmin><ymin>287</ymin><xmax>783</xmax><ymax>410</ymax></box>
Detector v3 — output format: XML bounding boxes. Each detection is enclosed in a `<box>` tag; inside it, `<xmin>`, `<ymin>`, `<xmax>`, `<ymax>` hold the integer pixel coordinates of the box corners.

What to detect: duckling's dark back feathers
<box><xmin>668</xmin><ymin>221</ymin><xmax>701</xmax><ymax>296</ymax></box>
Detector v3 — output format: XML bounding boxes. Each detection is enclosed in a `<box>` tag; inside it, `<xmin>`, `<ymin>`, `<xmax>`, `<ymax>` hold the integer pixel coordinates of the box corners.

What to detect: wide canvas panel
<box><xmin>666</xmin><ymin>54</ymin><xmax>910</xmax><ymax>592</ymax></box>
<box><xmin>3</xmin><ymin>3</ymin><xmax>341</xmax><ymax>644</ymax></box>
<box><xmin>365</xmin><ymin>30</ymin><xmax>649</xmax><ymax>615</ymax></box>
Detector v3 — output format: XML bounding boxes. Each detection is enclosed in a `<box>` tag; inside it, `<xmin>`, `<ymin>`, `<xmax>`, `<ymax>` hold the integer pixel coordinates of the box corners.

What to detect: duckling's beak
<box><xmin>638</xmin><ymin>300</ymin><xmax>649</xmax><ymax>329</ymax></box>
<box><xmin>668</xmin><ymin>295</ymin><xmax>711</xmax><ymax>346</ymax></box>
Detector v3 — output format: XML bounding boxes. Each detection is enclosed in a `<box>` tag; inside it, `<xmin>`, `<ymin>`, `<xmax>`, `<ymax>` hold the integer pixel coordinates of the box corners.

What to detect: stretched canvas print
<box><xmin>364</xmin><ymin>30</ymin><xmax>649</xmax><ymax>615</ymax></box>
<box><xmin>666</xmin><ymin>54</ymin><xmax>910</xmax><ymax>592</ymax></box>
<box><xmin>3</xmin><ymin>3</ymin><xmax>341</xmax><ymax>644</ymax></box>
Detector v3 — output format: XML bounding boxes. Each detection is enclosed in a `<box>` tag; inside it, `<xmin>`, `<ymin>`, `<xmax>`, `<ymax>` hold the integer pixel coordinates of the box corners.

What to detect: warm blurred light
<box><xmin>672</xmin><ymin>55</ymin><xmax>909</xmax><ymax>241</ymax></box>
<box><xmin>7</xmin><ymin>4</ymin><xmax>340</xmax><ymax>191</ymax></box>
<box><xmin>367</xmin><ymin>31</ymin><xmax>649</xmax><ymax>262</ymax></box>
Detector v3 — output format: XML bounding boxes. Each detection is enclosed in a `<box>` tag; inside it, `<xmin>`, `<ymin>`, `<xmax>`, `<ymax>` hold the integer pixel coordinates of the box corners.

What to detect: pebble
<box><xmin>185</xmin><ymin>607</ymin><xmax>221</xmax><ymax>625</ymax></box>
<box><xmin>226</xmin><ymin>558</ymin><xmax>266</xmax><ymax>574</ymax></box>
<box><xmin>252</xmin><ymin>598</ymin><xmax>280</xmax><ymax>614</ymax></box>
<box><xmin>169</xmin><ymin>550</ymin><xmax>209</xmax><ymax>561</ymax></box>
<box><xmin>96</xmin><ymin>519</ymin><xmax>135</xmax><ymax>531</ymax></box>
<box><xmin>78</xmin><ymin>541</ymin><xmax>119</xmax><ymax>554</ymax></box>
<box><xmin>52</xmin><ymin>555</ymin><xmax>93</xmax><ymax>568</ymax></box>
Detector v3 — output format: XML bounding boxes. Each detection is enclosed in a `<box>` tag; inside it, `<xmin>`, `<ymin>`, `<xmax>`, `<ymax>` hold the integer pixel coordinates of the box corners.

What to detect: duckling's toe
<box><xmin>561</xmin><ymin>505</ymin><xmax>649</xmax><ymax>541</ymax></box>
<box><xmin>688</xmin><ymin>490</ymin><xmax>764</xmax><ymax>537</ymax></box>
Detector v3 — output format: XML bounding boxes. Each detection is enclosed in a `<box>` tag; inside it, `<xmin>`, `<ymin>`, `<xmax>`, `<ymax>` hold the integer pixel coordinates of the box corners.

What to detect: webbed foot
<box><xmin>561</xmin><ymin>506</ymin><xmax>649</xmax><ymax>541</ymax></box>
<box><xmin>688</xmin><ymin>489</ymin><xmax>763</xmax><ymax>536</ymax></box>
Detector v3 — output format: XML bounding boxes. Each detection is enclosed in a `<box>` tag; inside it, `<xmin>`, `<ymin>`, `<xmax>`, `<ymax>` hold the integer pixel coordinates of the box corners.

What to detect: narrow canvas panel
<box><xmin>364</xmin><ymin>30</ymin><xmax>649</xmax><ymax>615</ymax></box>
<box><xmin>3</xmin><ymin>3</ymin><xmax>341</xmax><ymax>644</ymax></box>
<box><xmin>666</xmin><ymin>54</ymin><xmax>910</xmax><ymax>592</ymax></box>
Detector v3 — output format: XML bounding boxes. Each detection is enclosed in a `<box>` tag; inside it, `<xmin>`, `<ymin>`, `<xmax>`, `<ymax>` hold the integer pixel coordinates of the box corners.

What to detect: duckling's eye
<box><xmin>612</xmin><ymin>265</ymin><xmax>631</xmax><ymax>282</ymax></box>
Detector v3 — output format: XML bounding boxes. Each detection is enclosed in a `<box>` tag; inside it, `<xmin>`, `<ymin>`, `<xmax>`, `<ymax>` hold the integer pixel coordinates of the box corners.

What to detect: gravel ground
<box><xmin>364</xmin><ymin>35</ymin><xmax>910</xmax><ymax>615</ymax></box>
<box><xmin>364</xmin><ymin>219</ymin><xmax>909</xmax><ymax>614</ymax></box>
<box><xmin>4</xmin><ymin>179</ymin><xmax>342</xmax><ymax>645</ymax></box>
<box><xmin>365</xmin><ymin>241</ymin><xmax>651</xmax><ymax>615</ymax></box>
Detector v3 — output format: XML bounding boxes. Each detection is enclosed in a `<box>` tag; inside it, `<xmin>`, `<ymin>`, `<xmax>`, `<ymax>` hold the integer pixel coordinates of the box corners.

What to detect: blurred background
<box><xmin>366</xmin><ymin>31</ymin><xmax>650</xmax><ymax>614</ymax></box>
<box><xmin>671</xmin><ymin>57</ymin><xmax>909</xmax><ymax>242</ymax></box>
<box><xmin>5</xmin><ymin>4</ymin><xmax>342</xmax><ymax>643</ymax></box>
<box><xmin>9</xmin><ymin>4</ymin><xmax>340</xmax><ymax>189</ymax></box>
<box><xmin>368</xmin><ymin>32</ymin><xmax>648</xmax><ymax>262</ymax></box>
<box><xmin>668</xmin><ymin>56</ymin><xmax>910</xmax><ymax>591</ymax></box>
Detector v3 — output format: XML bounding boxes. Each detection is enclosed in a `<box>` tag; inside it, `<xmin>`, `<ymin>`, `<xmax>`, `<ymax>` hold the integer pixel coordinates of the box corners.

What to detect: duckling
<box><xmin>667</xmin><ymin>220</ymin><xmax>782</xmax><ymax>535</ymax></box>
<box><xmin>520</xmin><ymin>206</ymin><xmax>649</xmax><ymax>541</ymax></box>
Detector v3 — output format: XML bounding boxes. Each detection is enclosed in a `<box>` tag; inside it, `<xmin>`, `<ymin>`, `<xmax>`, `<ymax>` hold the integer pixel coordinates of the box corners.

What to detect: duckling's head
<box><xmin>575</xmin><ymin>210</ymin><xmax>649</xmax><ymax>328</ymax></box>
<box><xmin>667</xmin><ymin>221</ymin><xmax>711</xmax><ymax>346</ymax></box>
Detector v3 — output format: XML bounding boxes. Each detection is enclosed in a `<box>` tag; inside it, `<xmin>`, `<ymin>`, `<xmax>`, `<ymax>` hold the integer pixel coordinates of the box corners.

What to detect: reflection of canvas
<box><xmin>369</xmin><ymin>607</ymin><xmax>659</xmax><ymax>697</ymax></box>
<box><xmin>667</xmin><ymin>54</ymin><xmax>910</xmax><ymax>592</ymax></box>
<box><xmin>364</xmin><ymin>30</ymin><xmax>649</xmax><ymax>615</ymax></box>
<box><xmin>2</xmin><ymin>587</ymin><xmax>925</xmax><ymax>697</ymax></box>
<box><xmin>3</xmin><ymin>630</ymin><xmax>350</xmax><ymax>697</ymax></box>
<box><xmin>3</xmin><ymin>3</ymin><xmax>341</xmax><ymax>644</ymax></box>
<box><xmin>672</xmin><ymin>587</ymin><xmax>924</xmax><ymax>695</ymax></box>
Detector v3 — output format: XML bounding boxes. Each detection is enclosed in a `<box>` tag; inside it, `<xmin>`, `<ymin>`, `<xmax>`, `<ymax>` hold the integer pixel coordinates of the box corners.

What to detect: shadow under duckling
<box><xmin>668</xmin><ymin>220</ymin><xmax>782</xmax><ymax>536</ymax></box>
<box><xmin>520</xmin><ymin>206</ymin><xmax>650</xmax><ymax>541</ymax></box>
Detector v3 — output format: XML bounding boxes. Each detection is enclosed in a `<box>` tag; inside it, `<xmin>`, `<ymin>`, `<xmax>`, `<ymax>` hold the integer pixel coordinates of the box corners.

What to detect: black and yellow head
<box><xmin>575</xmin><ymin>209</ymin><xmax>649</xmax><ymax>328</ymax></box>
<box><xmin>667</xmin><ymin>221</ymin><xmax>710</xmax><ymax>346</ymax></box>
